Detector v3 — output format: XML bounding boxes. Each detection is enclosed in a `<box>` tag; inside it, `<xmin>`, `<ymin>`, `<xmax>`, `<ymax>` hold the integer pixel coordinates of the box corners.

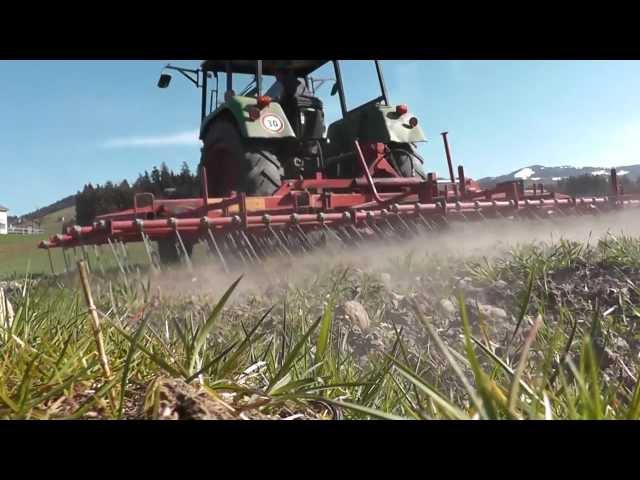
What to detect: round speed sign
<box><xmin>261</xmin><ymin>113</ymin><xmax>285</xmax><ymax>133</ymax></box>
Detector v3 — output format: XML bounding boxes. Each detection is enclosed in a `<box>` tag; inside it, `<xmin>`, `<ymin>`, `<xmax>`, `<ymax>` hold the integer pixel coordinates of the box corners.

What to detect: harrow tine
<box><xmin>286</xmin><ymin>226</ymin><xmax>308</xmax><ymax>254</ymax></box>
<box><xmin>529</xmin><ymin>209</ymin><xmax>546</xmax><ymax>222</ymax></box>
<box><xmin>62</xmin><ymin>248</ymin><xmax>70</xmax><ymax>274</ymax></box>
<box><xmin>325</xmin><ymin>223</ymin><xmax>346</xmax><ymax>244</ymax></box>
<box><xmin>278</xmin><ymin>228</ymin><xmax>297</xmax><ymax>252</ymax></box>
<box><xmin>239</xmin><ymin>229</ymin><xmax>262</xmax><ymax>264</ymax></box>
<box><xmin>417</xmin><ymin>212</ymin><xmax>435</xmax><ymax>232</ymax></box>
<box><xmin>340</xmin><ymin>225</ymin><xmax>359</xmax><ymax>245</ymax></box>
<box><xmin>553</xmin><ymin>206</ymin><xmax>568</xmax><ymax>217</ymax></box>
<box><xmin>295</xmin><ymin>224</ymin><xmax>314</xmax><ymax>252</ymax></box>
<box><xmin>80</xmin><ymin>243</ymin><xmax>92</xmax><ymax>272</ymax></box>
<box><xmin>381</xmin><ymin>217</ymin><xmax>402</xmax><ymax>239</ymax></box>
<box><xmin>348</xmin><ymin>224</ymin><xmax>364</xmax><ymax>243</ymax></box>
<box><xmin>47</xmin><ymin>248</ymin><xmax>56</xmax><ymax>276</ymax></box>
<box><xmin>236</xmin><ymin>231</ymin><xmax>256</xmax><ymax>263</ymax></box>
<box><xmin>205</xmin><ymin>229</ymin><xmax>230</xmax><ymax>274</ymax></box>
<box><xmin>107</xmin><ymin>238</ymin><xmax>129</xmax><ymax>286</ymax></box>
<box><xmin>118</xmin><ymin>240</ymin><xmax>135</xmax><ymax>274</ymax></box>
<box><xmin>365</xmin><ymin>218</ymin><xmax>387</xmax><ymax>242</ymax></box>
<box><xmin>267</xmin><ymin>225</ymin><xmax>292</xmax><ymax>257</ymax></box>
<box><xmin>248</xmin><ymin>231</ymin><xmax>270</xmax><ymax>260</ymax></box>
<box><xmin>407</xmin><ymin>215</ymin><xmax>427</xmax><ymax>236</ymax></box>
<box><xmin>227</xmin><ymin>232</ymin><xmax>249</xmax><ymax>267</ymax></box>
<box><xmin>141</xmin><ymin>231</ymin><xmax>161</xmax><ymax>273</ymax></box>
<box><xmin>393</xmin><ymin>212</ymin><xmax>417</xmax><ymax>236</ymax></box>
<box><xmin>93</xmin><ymin>244</ymin><xmax>106</xmax><ymax>276</ymax></box>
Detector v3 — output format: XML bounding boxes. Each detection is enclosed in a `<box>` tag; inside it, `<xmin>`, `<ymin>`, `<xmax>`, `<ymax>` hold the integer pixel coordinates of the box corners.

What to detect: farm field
<box><xmin>1</xmin><ymin>212</ymin><xmax>639</xmax><ymax>419</ymax></box>
<box><xmin>0</xmin><ymin>207</ymin><xmax>151</xmax><ymax>278</ymax></box>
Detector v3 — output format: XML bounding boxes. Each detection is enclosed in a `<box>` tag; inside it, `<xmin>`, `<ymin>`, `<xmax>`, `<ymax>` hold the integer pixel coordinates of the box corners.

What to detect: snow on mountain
<box><xmin>478</xmin><ymin>164</ymin><xmax>640</xmax><ymax>187</ymax></box>
<box><xmin>514</xmin><ymin>167</ymin><xmax>536</xmax><ymax>180</ymax></box>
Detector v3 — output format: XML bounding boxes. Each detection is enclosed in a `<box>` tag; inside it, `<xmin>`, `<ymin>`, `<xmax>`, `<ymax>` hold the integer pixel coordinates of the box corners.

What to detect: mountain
<box><xmin>477</xmin><ymin>164</ymin><xmax>640</xmax><ymax>187</ymax></box>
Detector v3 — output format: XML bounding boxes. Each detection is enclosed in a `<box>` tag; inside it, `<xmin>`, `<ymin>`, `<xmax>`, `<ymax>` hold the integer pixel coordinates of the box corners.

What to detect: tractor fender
<box><xmin>327</xmin><ymin>103</ymin><xmax>426</xmax><ymax>153</ymax></box>
<box><xmin>199</xmin><ymin>95</ymin><xmax>296</xmax><ymax>140</ymax></box>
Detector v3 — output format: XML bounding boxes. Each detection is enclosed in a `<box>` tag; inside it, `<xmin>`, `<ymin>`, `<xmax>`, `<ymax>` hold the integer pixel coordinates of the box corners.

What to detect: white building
<box><xmin>0</xmin><ymin>205</ymin><xmax>8</xmax><ymax>235</ymax></box>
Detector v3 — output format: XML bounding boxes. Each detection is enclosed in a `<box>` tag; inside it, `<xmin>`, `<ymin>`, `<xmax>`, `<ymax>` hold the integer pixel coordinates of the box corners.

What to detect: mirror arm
<box><xmin>163</xmin><ymin>65</ymin><xmax>201</xmax><ymax>88</ymax></box>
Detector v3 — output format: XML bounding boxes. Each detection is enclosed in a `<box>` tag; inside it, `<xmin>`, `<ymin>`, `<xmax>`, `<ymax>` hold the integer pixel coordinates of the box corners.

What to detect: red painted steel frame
<box><xmin>38</xmin><ymin>141</ymin><xmax>640</xmax><ymax>252</ymax></box>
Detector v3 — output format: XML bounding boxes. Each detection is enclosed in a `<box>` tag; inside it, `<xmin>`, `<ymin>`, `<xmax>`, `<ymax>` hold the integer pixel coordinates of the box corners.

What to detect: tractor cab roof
<box><xmin>201</xmin><ymin>60</ymin><xmax>329</xmax><ymax>77</ymax></box>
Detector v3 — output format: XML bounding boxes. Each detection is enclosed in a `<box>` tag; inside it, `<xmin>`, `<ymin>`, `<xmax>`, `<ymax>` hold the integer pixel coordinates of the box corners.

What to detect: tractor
<box><xmin>154</xmin><ymin>60</ymin><xmax>427</xmax><ymax>262</ymax></box>
<box><xmin>39</xmin><ymin>60</ymin><xmax>635</xmax><ymax>273</ymax></box>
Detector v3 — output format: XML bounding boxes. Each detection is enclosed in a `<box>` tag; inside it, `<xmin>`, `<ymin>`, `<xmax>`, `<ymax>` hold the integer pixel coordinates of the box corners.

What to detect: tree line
<box><xmin>554</xmin><ymin>174</ymin><xmax>640</xmax><ymax>197</ymax></box>
<box><xmin>71</xmin><ymin>166</ymin><xmax>640</xmax><ymax>226</ymax></box>
<box><xmin>75</xmin><ymin>162</ymin><xmax>201</xmax><ymax>225</ymax></box>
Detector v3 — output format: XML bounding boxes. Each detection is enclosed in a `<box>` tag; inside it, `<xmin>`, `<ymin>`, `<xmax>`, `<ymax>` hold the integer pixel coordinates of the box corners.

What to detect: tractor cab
<box><xmin>157</xmin><ymin>60</ymin><xmax>427</xmax><ymax>197</ymax></box>
<box><xmin>199</xmin><ymin>60</ymin><xmax>328</xmax><ymax>143</ymax></box>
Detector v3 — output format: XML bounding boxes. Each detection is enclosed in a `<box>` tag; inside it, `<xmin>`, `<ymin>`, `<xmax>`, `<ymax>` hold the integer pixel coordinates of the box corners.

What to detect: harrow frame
<box><xmin>39</xmin><ymin>138</ymin><xmax>640</xmax><ymax>273</ymax></box>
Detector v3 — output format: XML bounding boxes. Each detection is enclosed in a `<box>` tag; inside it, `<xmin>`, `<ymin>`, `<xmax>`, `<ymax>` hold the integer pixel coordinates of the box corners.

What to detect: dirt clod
<box><xmin>342</xmin><ymin>300</ymin><xmax>371</xmax><ymax>331</ymax></box>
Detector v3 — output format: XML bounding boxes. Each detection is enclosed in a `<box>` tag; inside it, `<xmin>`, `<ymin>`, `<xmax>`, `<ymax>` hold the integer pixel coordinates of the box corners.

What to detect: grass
<box><xmin>1</xmin><ymin>206</ymin><xmax>75</xmax><ymax>277</ymax></box>
<box><xmin>1</xmin><ymin>225</ymin><xmax>639</xmax><ymax>419</ymax></box>
<box><xmin>0</xmin><ymin>205</ymin><xmax>157</xmax><ymax>278</ymax></box>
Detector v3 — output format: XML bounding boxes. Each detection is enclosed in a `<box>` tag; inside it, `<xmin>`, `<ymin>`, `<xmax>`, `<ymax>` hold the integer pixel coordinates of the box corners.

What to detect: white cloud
<box><xmin>102</xmin><ymin>130</ymin><xmax>201</xmax><ymax>148</ymax></box>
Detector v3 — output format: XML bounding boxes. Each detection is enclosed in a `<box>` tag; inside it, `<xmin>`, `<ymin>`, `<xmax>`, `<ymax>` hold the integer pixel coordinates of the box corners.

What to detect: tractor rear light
<box><xmin>409</xmin><ymin>117</ymin><xmax>419</xmax><ymax>128</ymax></box>
<box><xmin>396</xmin><ymin>104</ymin><xmax>408</xmax><ymax>115</ymax></box>
<box><xmin>257</xmin><ymin>95</ymin><xmax>272</xmax><ymax>109</ymax></box>
<box><xmin>248</xmin><ymin>107</ymin><xmax>261</xmax><ymax>121</ymax></box>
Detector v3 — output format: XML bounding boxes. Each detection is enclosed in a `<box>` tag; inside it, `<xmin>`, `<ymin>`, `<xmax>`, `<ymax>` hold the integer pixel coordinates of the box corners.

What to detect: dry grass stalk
<box><xmin>77</xmin><ymin>260</ymin><xmax>118</xmax><ymax>411</ymax></box>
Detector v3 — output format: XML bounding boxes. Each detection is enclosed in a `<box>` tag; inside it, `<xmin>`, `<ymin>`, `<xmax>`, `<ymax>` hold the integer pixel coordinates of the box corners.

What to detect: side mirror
<box><xmin>330</xmin><ymin>83</ymin><xmax>339</xmax><ymax>96</ymax></box>
<box><xmin>157</xmin><ymin>73</ymin><xmax>172</xmax><ymax>89</ymax></box>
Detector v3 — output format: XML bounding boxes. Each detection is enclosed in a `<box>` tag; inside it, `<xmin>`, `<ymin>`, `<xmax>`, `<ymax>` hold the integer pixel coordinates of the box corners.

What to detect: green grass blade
<box><xmin>189</xmin><ymin>275</ymin><xmax>243</xmax><ymax>373</ymax></box>
<box><xmin>412</xmin><ymin>299</ymin><xmax>486</xmax><ymax>418</ymax></box>
<box><xmin>112</xmin><ymin>323</ymin><xmax>187</xmax><ymax>378</ymax></box>
<box><xmin>314</xmin><ymin>300</ymin><xmax>334</xmax><ymax>368</ymax></box>
<box><xmin>386</xmin><ymin>354</ymin><xmax>470</xmax><ymax>420</ymax></box>
<box><xmin>471</xmin><ymin>336</ymin><xmax>542</xmax><ymax>405</ymax></box>
<box><xmin>327</xmin><ymin>399</ymin><xmax>406</xmax><ymax>420</ymax></box>
<box><xmin>268</xmin><ymin>315</ymin><xmax>322</xmax><ymax>393</ymax></box>
<box><xmin>509</xmin><ymin>266</ymin><xmax>536</xmax><ymax>348</ymax></box>
<box><xmin>508</xmin><ymin>314</ymin><xmax>543</xmax><ymax>413</ymax></box>
<box><xmin>117</xmin><ymin>311</ymin><xmax>150</xmax><ymax>418</ymax></box>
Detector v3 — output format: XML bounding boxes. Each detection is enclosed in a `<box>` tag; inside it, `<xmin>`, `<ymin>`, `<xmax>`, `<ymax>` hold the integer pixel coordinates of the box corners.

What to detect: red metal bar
<box><xmin>353</xmin><ymin>140</ymin><xmax>385</xmax><ymax>204</ymax></box>
<box><xmin>441</xmin><ymin>132</ymin><xmax>456</xmax><ymax>184</ymax></box>
<box><xmin>610</xmin><ymin>168</ymin><xmax>619</xmax><ymax>197</ymax></box>
<box><xmin>458</xmin><ymin>165</ymin><xmax>466</xmax><ymax>196</ymax></box>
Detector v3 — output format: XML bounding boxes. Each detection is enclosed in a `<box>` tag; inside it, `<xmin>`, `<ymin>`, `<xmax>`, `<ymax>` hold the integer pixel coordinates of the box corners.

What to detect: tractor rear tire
<box><xmin>390</xmin><ymin>146</ymin><xmax>426</xmax><ymax>179</ymax></box>
<box><xmin>202</xmin><ymin>119</ymin><xmax>283</xmax><ymax>196</ymax></box>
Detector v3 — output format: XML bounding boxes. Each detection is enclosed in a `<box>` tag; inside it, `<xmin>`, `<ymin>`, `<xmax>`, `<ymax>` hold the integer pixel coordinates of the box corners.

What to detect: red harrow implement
<box><xmin>36</xmin><ymin>60</ymin><xmax>640</xmax><ymax>273</ymax></box>
<box><xmin>39</xmin><ymin>138</ymin><xmax>640</xmax><ymax>273</ymax></box>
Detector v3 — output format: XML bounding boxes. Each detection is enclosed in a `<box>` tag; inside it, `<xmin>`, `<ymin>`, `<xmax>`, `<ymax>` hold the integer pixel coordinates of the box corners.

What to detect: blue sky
<box><xmin>2</xmin><ymin>60</ymin><xmax>640</xmax><ymax>216</ymax></box>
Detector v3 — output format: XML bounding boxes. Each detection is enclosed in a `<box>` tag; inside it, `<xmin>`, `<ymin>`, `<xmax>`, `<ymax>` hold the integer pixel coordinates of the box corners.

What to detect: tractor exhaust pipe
<box><xmin>441</xmin><ymin>132</ymin><xmax>456</xmax><ymax>184</ymax></box>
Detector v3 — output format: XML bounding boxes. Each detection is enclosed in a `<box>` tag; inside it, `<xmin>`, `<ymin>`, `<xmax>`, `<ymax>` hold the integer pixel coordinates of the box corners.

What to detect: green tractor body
<box><xmin>159</xmin><ymin>59</ymin><xmax>428</xmax><ymax>201</ymax></box>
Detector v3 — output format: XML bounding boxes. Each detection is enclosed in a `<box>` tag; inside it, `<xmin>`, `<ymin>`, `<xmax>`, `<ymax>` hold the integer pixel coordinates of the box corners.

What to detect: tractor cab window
<box><xmin>304</xmin><ymin>62</ymin><xmax>342</xmax><ymax>133</ymax></box>
<box><xmin>337</xmin><ymin>60</ymin><xmax>387</xmax><ymax>112</ymax></box>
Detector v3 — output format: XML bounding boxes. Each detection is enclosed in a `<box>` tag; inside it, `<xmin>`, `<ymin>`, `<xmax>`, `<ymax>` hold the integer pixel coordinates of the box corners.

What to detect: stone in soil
<box><xmin>343</xmin><ymin>300</ymin><xmax>371</xmax><ymax>331</ymax></box>
<box><xmin>439</xmin><ymin>298</ymin><xmax>457</xmax><ymax>315</ymax></box>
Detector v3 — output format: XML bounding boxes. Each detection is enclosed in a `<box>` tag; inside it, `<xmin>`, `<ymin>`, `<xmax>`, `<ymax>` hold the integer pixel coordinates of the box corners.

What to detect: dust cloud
<box><xmin>149</xmin><ymin>209</ymin><xmax>640</xmax><ymax>299</ymax></box>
